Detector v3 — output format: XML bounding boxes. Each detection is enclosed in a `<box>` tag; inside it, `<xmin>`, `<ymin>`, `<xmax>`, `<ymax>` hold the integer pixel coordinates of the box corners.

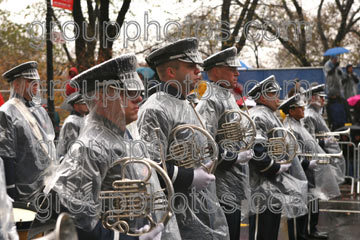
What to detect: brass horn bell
<box><xmin>168</xmin><ymin>124</ymin><xmax>219</xmax><ymax>174</ymax></box>
<box><xmin>99</xmin><ymin>157</ymin><xmax>174</xmax><ymax>237</ymax></box>
<box><xmin>216</xmin><ymin>110</ymin><xmax>256</xmax><ymax>153</ymax></box>
<box><xmin>266</xmin><ymin>127</ymin><xmax>298</xmax><ymax>164</ymax></box>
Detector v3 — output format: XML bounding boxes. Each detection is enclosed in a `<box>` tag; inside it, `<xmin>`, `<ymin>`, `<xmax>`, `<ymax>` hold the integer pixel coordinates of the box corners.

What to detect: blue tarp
<box><xmin>202</xmin><ymin>67</ymin><xmax>360</xmax><ymax>98</ymax></box>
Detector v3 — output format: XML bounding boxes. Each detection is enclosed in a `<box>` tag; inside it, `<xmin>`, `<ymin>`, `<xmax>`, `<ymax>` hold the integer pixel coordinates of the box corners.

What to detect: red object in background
<box><xmin>68</xmin><ymin>67</ymin><xmax>78</xmax><ymax>79</ymax></box>
<box><xmin>52</xmin><ymin>0</ymin><xmax>73</xmax><ymax>11</ymax></box>
<box><xmin>0</xmin><ymin>93</ymin><xmax>4</xmax><ymax>106</ymax></box>
<box><xmin>65</xmin><ymin>83</ymin><xmax>78</xmax><ymax>96</ymax></box>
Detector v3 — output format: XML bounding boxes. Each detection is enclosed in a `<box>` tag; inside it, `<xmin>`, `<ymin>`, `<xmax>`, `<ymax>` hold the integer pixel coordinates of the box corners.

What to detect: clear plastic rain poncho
<box><xmin>137</xmin><ymin>90</ymin><xmax>230</xmax><ymax>239</ymax></box>
<box><xmin>195</xmin><ymin>82</ymin><xmax>251</xmax><ymax>219</ymax></box>
<box><xmin>304</xmin><ymin>104</ymin><xmax>345</xmax><ymax>184</ymax></box>
<box><xmin>248</xmin><ymin>105</ymin><xmax>308</xmax><ymax>218</ymax></box>
<box><xmin>57</xmin><ymin>113</ymin><xmax>84</xmax><ymax>159</ymax></box>
<box><xmin>0</xmin><ymin>79</ymin><xmax>56</xmax><ymax>202</ymax></box>
<box><xmin>0</xmin><ymin>158</ymin><xmax>19</xmax><ymax>240</ymax></box>
<box><xmin>46</xmin><ymin>85</ymin><xmax>181</xmax><ymax>239</ymax></box>
<box><xmin>284</xmin><ymin>116</ymin><xmax>341</xmax><ymax>200</ymax></box>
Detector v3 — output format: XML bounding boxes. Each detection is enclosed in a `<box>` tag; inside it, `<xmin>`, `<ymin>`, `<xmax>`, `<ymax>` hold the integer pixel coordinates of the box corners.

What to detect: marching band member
<box><xmin>280</xmin><ymin>93</ymin><xmax>341</xmax><ymax>239</ymax></box>
<box><xmin>137</xmin><ymin>38</ymin><xmax>230</xmax><ymax>239</ymax></box>
<box><xmin>57</xmin><ymin>85</ymin><xmax>88</xmax><ymax>159</ymax></box>
<box><xmin>303</xmin><ymin>84</ymin><xmax>345</xmax><ymax>184</ymax></box>
<box><xmin>43</xmin><ymin>55</ymin><xmax>178</xmax><ymax>240</ymax></box>
<box><xmin>0</xmin><ymin>61</ymin><xmax>56</xmax><ymax>203</ymax></box>
<box><xmin>195</xmin><ymin>47</ymin><xmax>252</xmax><ymax>240</ymax></box>
<box><xmin>247</xmin><ymin>76</ymin><xmax>308</xmax><ymax>240</ymax></box>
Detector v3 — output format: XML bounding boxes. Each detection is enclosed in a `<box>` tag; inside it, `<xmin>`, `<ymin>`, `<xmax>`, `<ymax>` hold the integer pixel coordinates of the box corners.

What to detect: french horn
<box><xmin>297</xmin><ymin>151</ymin><xmax>343</xmax><ymax>164</ymax></box>
<box><xmin>266</xmin><ymin>127</ymin><xmax>298</xmax><ymax>164</ymax></box>
<box><xmin>216</xmin><ymin>110</ymin><xmax>256</xmax><ymax>153</ymax></box>
<box><xmin>167</xmin><ymin>124</ymin><xmax>218</xmax><ymax>174</ymax></box>
<box><xmin>99</xmin><ymin>157</ymin><xmax>173</xmax><ymax>236</ymax></box>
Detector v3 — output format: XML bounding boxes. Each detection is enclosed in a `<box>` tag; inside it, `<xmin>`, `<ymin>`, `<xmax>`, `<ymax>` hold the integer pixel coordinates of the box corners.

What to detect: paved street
<box><xmin>240</xmin><ymin>181</ymin><xmax>360</xmax><ymax>239</ymax></box>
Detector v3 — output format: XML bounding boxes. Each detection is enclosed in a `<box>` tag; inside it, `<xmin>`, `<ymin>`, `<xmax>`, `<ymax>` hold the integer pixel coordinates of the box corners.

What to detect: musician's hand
<box><xmin>7</xmin><ymin>224</ymin><xmax>19</xmax><ymax>240</ymax></box>
<box><xmin>137</xmin><ymin>223</ymin><xmax>164</xmax><ymax>240</ymax></box>
<box><xmin>236</xmin><ymin>149</ymin><xmax>254</xmax><ymax>164</ymax></box>
<box><xmin>324</xmin><ymin>137</ymin><xmax>337</xmax><ymax>146</ymax></box>
<box><xmin>276</xmin><ymin>163</ymin><xmax>291</xmax><ymax>174</ymax></box>
<box><xmin>191</xmin><ymin>164</ymin><xmax>216</xmax><ymax>191</ymax></box>
<box><xmin>309</xmin><ymin>160</ymin><xmax>318</xmax><ymax>170</ymax></box>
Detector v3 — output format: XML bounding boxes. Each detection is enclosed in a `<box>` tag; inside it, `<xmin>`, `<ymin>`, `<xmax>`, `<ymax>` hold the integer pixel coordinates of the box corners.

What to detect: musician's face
<box><xmin>313</xmin><ymin>95</ymin><xmax>325</xmax><ymax>107</ymax></box>
<box><xmin>14</xmin><ymin>78</ymin><xmax>39</xmax><ymax>101</ymax></box>
<box><xmin>174</xmin><ymin>61</ymin><xmax>202</xmax><ymax>90</ymax></box>
<box><xmin>121</xmin><ymin>90</ymin><xmax>143</xmax><ymax>124</ymax></box>
<box><xmin>289</xmin><ymin>106</ymin><xmax>304</xmax><ymax>121</ymax></box>
<box><xmin>260</xmin><ymin>92</ymin><xmax>280</xmax><ymax>111</ymax></box>
<box><xmin>213</xmin><ymin>66</ymin><xmax>239</xmax><ymax>89</ymax></box>
<box><xmin>319</xmin><ymin>96</ymin><xmax>325</xmax><ymax>107</ymax></box>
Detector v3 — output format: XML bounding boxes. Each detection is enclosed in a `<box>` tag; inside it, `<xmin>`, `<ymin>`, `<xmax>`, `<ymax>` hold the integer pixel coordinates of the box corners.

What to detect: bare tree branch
<box><xmin>316</xmin><ymin>0</ymin><xmax>329</xmax><ymax>53</ymax></box>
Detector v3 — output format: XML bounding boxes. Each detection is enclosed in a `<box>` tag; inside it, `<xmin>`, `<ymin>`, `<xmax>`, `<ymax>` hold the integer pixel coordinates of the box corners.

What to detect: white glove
<box><xmin>236</xmin><ymin>150</ymin><xmax>253</xmax><ymax>164</ymax></box>
<box><xmin>138</xmin><ymin>223</ymin><xmax>164</xmax><ymax>240</ymax></box>
<box><xmin>191</xmin><ymin>165</ymin><xmax>216</xmax><ymax>191</ymax></box>
<box><xmin>7</xmin><ymin>224</ymin><xmax>19</xmax><ymax>240</ymax></box>
<box><xmin>309</xmin><ymin>160</ymin><xmax>318</xmax><ymax>170</ymax></box>
<box><xmin>276</xmin><ymin>163</ymin><xmax>291</xmax><ymax>174</ymax></box>
<box><xmin>324</xmin><ymin>137</ymin><xmax>337</xmax><ymax>146</ymax></box>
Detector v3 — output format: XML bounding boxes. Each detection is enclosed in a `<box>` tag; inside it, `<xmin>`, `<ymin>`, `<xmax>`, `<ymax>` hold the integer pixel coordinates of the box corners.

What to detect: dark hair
<box><xmin>288</xmin><ymin>88</ymin><xmax>296</xmax><ymax>98</ymax></box>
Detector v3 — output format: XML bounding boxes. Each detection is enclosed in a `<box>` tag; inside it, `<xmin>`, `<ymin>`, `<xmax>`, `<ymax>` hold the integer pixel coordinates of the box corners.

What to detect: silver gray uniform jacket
<box><xmin>137</xmin><ymin>90</ymin><xmax>230</xmax><ymax>240</ymax></box>
<box><xmin>57</xmin><ymin>112</ymin><xmax>83</xmax><ymax>158</ymax></box>
<box><xmin>304</xmin><ymin>105</ymin><xmax>345</xmax><ymax>184</ymax></box>
<box><xmin>195</xmin><ymin>82</ymin><xmax>250</xmax><ymax>214</ymax></box>
<box><xmin>0</xmin><ymin>95</ymin><xmax>56</xmax><ymax>202</ymax></box>
<box><xmin>248</xmin><ymin>105</ymin><xmax>308</xmax><ymax>218</ymax></box>
<box><xmin>47</xmin><ymin>113</ymin><xmax>181</xmax><ymax>239</ymax></box>
<box><xmin>283</xmin><ymin>116</ymin><xmax>340</xmax><ymax>200</ymax></box>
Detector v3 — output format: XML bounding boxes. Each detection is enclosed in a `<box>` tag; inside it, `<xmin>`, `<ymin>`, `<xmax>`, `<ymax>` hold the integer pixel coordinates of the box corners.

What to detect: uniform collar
<box><xmin>14</xmin><ymin>93</ymin><xmax>34</xmax><ymax>107</ymax></box>
<box><xmin>71</xmin><ymin>110</ymin><xmax>83</xmax><ymax>117</ymax></box>
<box><xmin>92</xmin><ymin>113</ymin><xmax>125</xmax><ymax>137</ymax></box>
<box><xmin>160</xmin><ymin>82</ymin><xmax>186</xmax><ymax>100</ymax></box>
<box><xmin>309</xmin><ymin>103</ymin><xmax>322</xmax><ymax>113</ymax></box>
<box><xmin>256</xmin><ymin>102</ymin><xmax>273</xmax><ymax>111</ymax></box>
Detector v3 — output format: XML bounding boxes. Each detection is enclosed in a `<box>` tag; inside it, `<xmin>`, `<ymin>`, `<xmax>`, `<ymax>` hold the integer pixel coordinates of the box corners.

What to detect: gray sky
<box><xmin>0</xmin><ymin>0</ymin><xmax>340</xmax><ymax>68</ymax></box>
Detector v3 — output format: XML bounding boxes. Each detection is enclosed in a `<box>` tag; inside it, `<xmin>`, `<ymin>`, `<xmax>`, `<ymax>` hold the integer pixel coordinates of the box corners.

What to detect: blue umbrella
<box><xmin>238</xmin><ymin>60</ymin><xmax>251</xmax><ymax>70</ymax></box>
<box><xmin>323</xmin><ymin>47</ymin><xmax>349</xmax><ymax>56</ymax></box>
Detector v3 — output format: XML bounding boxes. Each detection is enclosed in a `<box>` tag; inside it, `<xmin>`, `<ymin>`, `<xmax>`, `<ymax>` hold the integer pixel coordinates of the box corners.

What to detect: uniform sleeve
<box><xmin>0</xmin><ymin>111</ymin><xmax>17</xmax><ymax>198</ymax></box>
<box><xmin>57</xmin><ymin>121</ymin><xmax>81</xmax><ymax>158</ymax></box>
<box><xmin>0</xmin><ymin>111</ymin><xmax>16</xmax><ymax>158</ymax></box>
<box><xmin>303</xmin><ymin>116</ymin><xmax>316</xmax><ymax>137</ymax></box>
<box><xmin>250</xmin><ymin>116</ymin><xmax>280</xmax><ymax>177</ymax></box>
<box><xmin>137</xmin><ymin>108</ymin><xmax>194</xmax><ymax>192</ymax></box>
<box><xmin>300</xmin><ymin>158</ymin><xmax>310</xmax><ymax>170</ymax></box>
